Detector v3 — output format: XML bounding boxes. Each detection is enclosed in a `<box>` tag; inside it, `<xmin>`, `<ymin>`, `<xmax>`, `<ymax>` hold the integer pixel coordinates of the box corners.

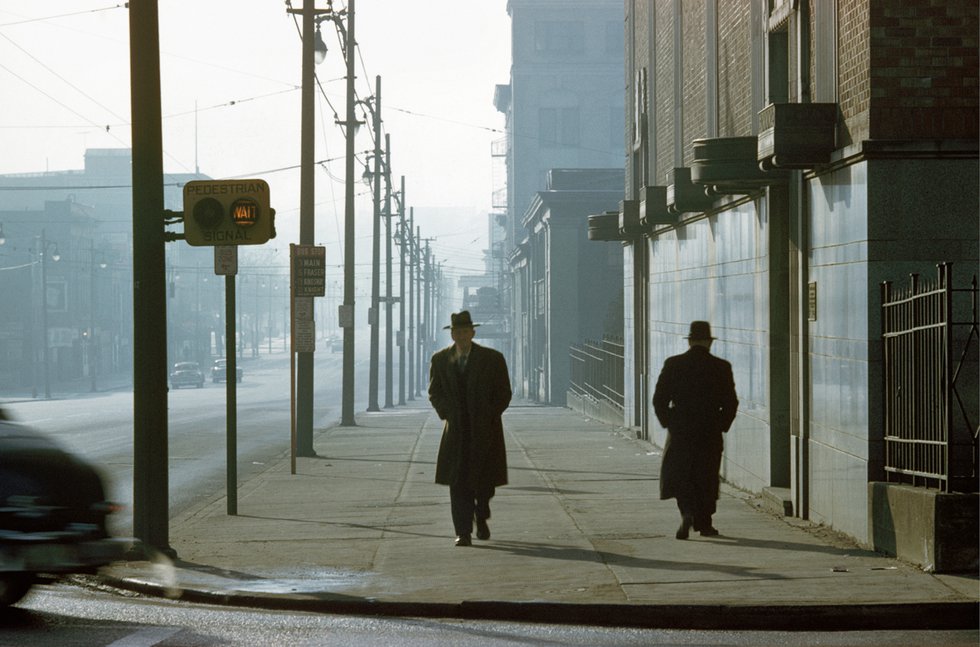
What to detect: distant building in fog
<box><xmin>493</xmin><ymin>0</ymin><xmax>626</xmax><ymax>397</ymax></box>
<box><xmin>0</xmin><ymin>149</ymin><xmax>215</xmax><ymax>391</ymax></box>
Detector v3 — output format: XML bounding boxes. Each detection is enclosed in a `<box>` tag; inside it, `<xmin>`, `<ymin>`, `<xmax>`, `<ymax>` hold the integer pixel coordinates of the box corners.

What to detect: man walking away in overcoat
<box><xmin>653</xmin><ymin>321</ymin><xmax>738</xmax><ymax>539</ymax></box>
<box><xmin>429</xmin><ymin>311</ymin><xmax>512</xmax><ymax>547</ymax></box>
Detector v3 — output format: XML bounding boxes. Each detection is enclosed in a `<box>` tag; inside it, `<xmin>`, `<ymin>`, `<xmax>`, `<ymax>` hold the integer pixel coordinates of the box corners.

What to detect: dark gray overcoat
<box><xmin>429</xmin><ymin>342</ymin><xmax>512</xmax><ymax>490</ymax></box>
<box><xmin>652</xmin><ymin>345</ymin><xmax>738</xmax><ymax>502</ymax></box>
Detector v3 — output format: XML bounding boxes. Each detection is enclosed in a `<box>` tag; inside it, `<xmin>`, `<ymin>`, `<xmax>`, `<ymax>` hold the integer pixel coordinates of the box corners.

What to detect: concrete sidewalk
<box><xmin>100</xmin><ymin>402</ymin><xmax>979</xmax><ymax>629</ymax></box>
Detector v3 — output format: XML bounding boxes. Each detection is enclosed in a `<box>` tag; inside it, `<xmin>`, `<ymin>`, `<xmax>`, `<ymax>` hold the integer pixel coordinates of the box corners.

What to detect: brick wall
<box><xmin>626</xmin><ymin>0</ymin><xmax>654</xmax><ymax>195</ymax></box>
<box><xmin>681</xmin><ymin>0</ymin><xmax>707</xmax><ymax>165</ymax></box>
<box><xmin>655</xmin><ymin>0</ymin><xmax>675</xmax><ymax>178</ymax></box>
<box><xmin>718</xmin><ymin>0</ymin><xmax>754</xmax><ymax>136</ymax></box>
<box><xmin>838</xmin><ymin>0</ymin><xmax>872</xmax><ymax>145</ymax></box>
<box><xmin>868</xmin><ymin>0</ymin><xmax>979</xmax><ymax>139</ymax></box>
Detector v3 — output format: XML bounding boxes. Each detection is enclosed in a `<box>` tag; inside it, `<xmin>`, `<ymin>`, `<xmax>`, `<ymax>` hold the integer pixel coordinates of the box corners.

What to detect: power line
<box><xmin>0</xmin><ymin>32</ymin><xmax>128</xmax><ymax>124</ymax></box>
<box><xmin>0</xmin><ymin>61</ymin><xmax>130</xmax><ymax>147</ymax></box>
<box><xmin>0</xmin><ymin>4</ymin><xmax>125</xmax><ymax>28</ymax></box>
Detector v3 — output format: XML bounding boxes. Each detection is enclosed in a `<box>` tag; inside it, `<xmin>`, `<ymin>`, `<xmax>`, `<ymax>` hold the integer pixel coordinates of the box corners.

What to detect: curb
<box><xmin>98</xmin><ymin>574</ymin><xmax>980</xmax><ymax>630</ymax></box>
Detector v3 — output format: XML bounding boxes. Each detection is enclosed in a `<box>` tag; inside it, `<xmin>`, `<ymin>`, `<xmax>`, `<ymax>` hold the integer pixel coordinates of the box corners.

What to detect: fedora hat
<box><xmin>685</xmin><ymin>320</ymin><xmax>715</xmax><ymax>341</ymax></box>
<box><xmin>444</xmin><ymin>310</ymin><xmax>480</xmax><ymax>330</ymax></box>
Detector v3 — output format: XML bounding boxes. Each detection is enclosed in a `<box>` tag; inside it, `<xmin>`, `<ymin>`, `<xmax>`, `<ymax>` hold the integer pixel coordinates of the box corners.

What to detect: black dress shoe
<box><xmin>454</xmin><ymin>535</ymin><xmax>472</xmax><ymax>547</ymax></box>
<box><xmin>700</xmin><ymin>526</ymin><xmax>720</xmax><ymax>537</ymax></box>
<box><xmin>476</xmin><ymin>519</ymin><xmax>491</xmax><ymax>541</ymax></box>
<box><xmin>676</xmin><ymin>516</ymin><xmax>693</xmax><ymax>540</ymax></box>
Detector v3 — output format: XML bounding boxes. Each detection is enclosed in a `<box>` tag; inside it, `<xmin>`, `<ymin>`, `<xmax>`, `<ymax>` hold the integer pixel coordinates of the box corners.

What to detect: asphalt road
<box><xmin>2</xmin><ymin>347</ymin><xmax>374</xmax><ymax>537</ymax></box>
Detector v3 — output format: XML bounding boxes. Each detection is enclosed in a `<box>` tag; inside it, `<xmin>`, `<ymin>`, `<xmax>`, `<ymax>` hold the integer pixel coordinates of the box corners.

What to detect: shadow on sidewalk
<box><xmin>479</xmin><ymin>540</ymin><xmax>785</xmax><ymax>580</ymax></box>
<box><xmin>236</xmin><ymin>514</ymin><xmax>446</xmax><ymax>540</ymax></box>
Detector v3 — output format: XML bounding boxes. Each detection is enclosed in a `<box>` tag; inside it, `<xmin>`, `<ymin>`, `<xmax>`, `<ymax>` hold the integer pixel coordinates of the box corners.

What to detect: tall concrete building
<box><xmin>494</xmin><ymin>0</ymin><xmax>626</xmax><ymax>395</ymax></box>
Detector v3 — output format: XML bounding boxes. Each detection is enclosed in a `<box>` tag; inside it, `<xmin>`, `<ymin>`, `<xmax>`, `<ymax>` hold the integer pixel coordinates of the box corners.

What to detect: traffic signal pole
<box><xmin>129</xmin><ymin>0</ymin><xmax>171</xmax><ymax>555</ymax></box>
<box><xmin>225</xmin><ymin>275</ymin><xmax>238</xmax><ymax>515</ymax></box>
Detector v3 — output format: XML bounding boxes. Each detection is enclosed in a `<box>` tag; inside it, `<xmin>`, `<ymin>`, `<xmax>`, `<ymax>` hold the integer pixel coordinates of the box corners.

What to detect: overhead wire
<box><xmin>0</xmin><ymin>4</ymin><xmax>124</xmax><ymax>28</ymax></box>
<box><xmin>0</xmin><ymin>61</ymin><xmax>130</xmax><ymax>147</ymax></box>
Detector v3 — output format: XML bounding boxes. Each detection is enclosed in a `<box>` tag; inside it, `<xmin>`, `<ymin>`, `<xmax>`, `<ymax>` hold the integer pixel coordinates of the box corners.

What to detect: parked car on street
<box><xmin>0</xmin><ymin>408</ymin><xmax>129</xmax><ymax>607</ymax></box>
<box><xmin>211</xmin><ymin>358</ymin><xmax>243</xmax><ymax>383</ymax></box>
<box><xmin>169</xmin><ymin>361</ymin><xmax>204</xmax><ymax>389</ymax></box>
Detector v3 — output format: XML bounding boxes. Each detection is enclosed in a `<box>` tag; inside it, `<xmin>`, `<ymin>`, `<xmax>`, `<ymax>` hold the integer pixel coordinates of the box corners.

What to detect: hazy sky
<box><xmin>0</xmin><ymin>0</ymin><xmax>511</xmax><ymax>278</ymax></box>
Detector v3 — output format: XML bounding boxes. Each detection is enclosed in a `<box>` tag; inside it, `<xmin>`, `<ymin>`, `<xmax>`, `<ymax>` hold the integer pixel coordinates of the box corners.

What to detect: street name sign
<box><xmin>290</xmin><ymin>244</ymin><xmax>326</xmax><ymax>297</ymax></box>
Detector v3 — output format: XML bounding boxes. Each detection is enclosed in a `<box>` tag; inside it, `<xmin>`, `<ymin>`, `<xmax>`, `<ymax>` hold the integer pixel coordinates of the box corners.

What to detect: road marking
<box><xmin>106</xmin><ymin>627</ymin><xmax>181</xmax><ymax>647</ymax></box>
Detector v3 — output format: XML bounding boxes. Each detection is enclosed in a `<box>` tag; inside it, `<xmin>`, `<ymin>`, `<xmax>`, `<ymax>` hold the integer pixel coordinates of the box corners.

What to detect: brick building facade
<box><xmin>607</xmin><ymin>0</ymin><xmax>977</xmax><ymax>564</ymax></box>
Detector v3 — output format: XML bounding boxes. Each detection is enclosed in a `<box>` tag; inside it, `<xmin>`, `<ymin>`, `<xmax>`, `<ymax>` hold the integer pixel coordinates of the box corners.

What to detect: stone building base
<box><xmin>868</xmin><ymin>482</ymin><xmax>979</xmax><ymax>573</ymax></box>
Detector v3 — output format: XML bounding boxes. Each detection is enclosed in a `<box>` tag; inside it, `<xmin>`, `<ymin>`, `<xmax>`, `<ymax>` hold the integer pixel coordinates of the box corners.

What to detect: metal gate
<box><xmin>569</xmin><ymin>336</ymin><xmax>624</xmax><ymax>414</ymax></box>
<box><xmin>880</xmin><ymin>263</ymin><xmax>979</xmax><ymax>492</ymax></box>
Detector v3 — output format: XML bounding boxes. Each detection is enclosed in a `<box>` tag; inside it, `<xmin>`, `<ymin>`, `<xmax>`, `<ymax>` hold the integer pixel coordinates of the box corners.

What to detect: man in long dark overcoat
<box><xmin>429</xmin><ymin>310</ymin><xmax>512</xmax><ymax>547</ymax></box>
<box><xmin>653</xmin><ymin>321</ymin><xmax>739</xmax><ymax>539</ymax></box>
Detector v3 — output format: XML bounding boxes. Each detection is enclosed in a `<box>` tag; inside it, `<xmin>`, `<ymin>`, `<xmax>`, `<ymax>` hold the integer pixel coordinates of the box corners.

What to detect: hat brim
<box><xmin>444</xmin><ymin>323</ymin><xmax>480</xmax><ymax>329</ymax></box>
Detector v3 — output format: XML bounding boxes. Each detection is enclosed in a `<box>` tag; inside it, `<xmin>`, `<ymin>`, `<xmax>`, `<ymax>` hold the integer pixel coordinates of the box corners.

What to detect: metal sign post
<box><xmin>290</xmin><ymin>244</ymin><xmax>325</xmax><ymax>473</ymax></box>
<box><xmin>215</xmin><ymin>247</ymin><xmax>238</xmax><ymax>514</ymax></box>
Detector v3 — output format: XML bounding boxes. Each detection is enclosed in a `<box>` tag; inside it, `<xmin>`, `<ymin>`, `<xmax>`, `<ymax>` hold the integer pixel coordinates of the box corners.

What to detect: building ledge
<box><xmin>692</xmin><ymin>136</ymin><xmax>789</xmax><ymax>195</ymax></box>
<box><xmin>758</xmin><ymin>103</ymin><xmax>839</xmax><ymax>170</ymax></box>
<box><xmin>588</xmin><ymin>211</ymin><xmax>627</xmax><ymax>242</ymax></box>
<box><xmin>666</xmin><ymin>167</ymin><xmax>715</xmax><ymax>214</ymax></box>
<box><xmin>638</xmin><ymin>185</ymin><xmax>675</xmax><ymax>227</ymax></box>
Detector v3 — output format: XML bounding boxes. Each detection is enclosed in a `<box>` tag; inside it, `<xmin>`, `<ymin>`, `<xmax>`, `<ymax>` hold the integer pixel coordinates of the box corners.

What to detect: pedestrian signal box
<box><xmin>182</xmin><ymin>179</ymin><xmax>275</xmax><ymax>246</ymax></box>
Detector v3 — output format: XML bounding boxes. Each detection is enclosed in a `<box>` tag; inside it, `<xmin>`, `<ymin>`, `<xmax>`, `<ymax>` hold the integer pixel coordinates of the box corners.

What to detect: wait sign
<box><xmin>290</xmin><ymin>244</ymin><xmax>325</xmax><ymax>297</ymax></box>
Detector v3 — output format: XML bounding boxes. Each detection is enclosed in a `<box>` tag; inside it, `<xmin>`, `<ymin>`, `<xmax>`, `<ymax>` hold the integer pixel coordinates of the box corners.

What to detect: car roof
<box><xmin>0</xmin><ymin>416</ymin><xmax>58</xmax><ymax>447</ymax></box>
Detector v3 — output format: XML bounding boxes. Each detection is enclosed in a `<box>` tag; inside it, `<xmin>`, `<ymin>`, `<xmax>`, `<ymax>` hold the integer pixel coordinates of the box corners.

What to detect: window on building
<box><xmin>767</xmin><ymin>27</ymin><xmax>789</xmax><ymax>104</ymax></box>
<box><xmin>534</xmin><ymin>279</ymin><xmax>545</xmax><ymax>316</ymax></box>
<box><xmin>539</xmin><ymin>107</ymin><xmax>581</xmax><ymax>148</ymax></box>
<box><xmin>560</xmin><ymin>107</ymin><xmax>580</xmax><ymax>147</ymax></box>
<box><xmin>539</xmin><ymin>108</ymin><xmax>558</xmax><ymax>147</ymax></box>
<box><xmin>535</xmin><ymin>21</ymin><xmax>585</xmax><ymax>55</ymax></box>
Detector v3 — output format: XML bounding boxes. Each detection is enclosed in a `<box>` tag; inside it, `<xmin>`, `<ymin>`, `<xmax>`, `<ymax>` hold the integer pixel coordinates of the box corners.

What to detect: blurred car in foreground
<box><xmin>0</xmin><ymin>408</ymin><xmax>128</xmax><ymax>607</ymax></box>
<box><xmin>211</xmin><ymin>358</ymin><xmax>243</xmax><ymax>383</ymax></box>
<box><xmin>169</xmin><ymin>361</ymin><xmax>204</xmax><ymax>389</ymax></box>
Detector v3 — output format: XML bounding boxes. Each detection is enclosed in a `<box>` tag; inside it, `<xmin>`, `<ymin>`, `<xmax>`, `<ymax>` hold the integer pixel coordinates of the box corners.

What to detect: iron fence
<box><xmin>881</xmin><ymin>263</ymin><xmax>979</xmax><ymax>492</ymax></box>
<box><xmin>569</xmin><ymin>336</ymin><xmax>624</xmax><ymax>413</ymax></box>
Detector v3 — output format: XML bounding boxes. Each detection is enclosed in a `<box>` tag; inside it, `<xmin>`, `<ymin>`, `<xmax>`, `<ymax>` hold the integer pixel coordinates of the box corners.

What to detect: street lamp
<box><xmin>88</xmin><ymin>240</ymin><xmax>107</xmax><ymax>392</ymax></box>
<box><xmin>313</xmin><ymin>24</ymin><xmax>327</xmax><ymax>64</ymax></box>
<box><xmin>382</xmin><ymin>133</ymin><xmax>394</xmax><ymax>408</ymax></box>
<box><xmin>286</xmin><ymin>0</ymin><xmax>356</xmax><ymax>441</ymax></box>
<box><xmin>37</xmin><ymin>230</ymin><xmax>60</xmax><ymax>399</ymax></box>
<box><xmin>393</xmin><ymin>176</ymin><xmax>406</xmax><ymax>406</ymax></box>
<box><xmin>355</xmin><ymin>77</ymin><xmax>383</xmax><ymax>412</ymax></box>
<box><xmin>267</xmin><ymin>278</ymin><xmax>275</xmax><ymax>355</ymax></box>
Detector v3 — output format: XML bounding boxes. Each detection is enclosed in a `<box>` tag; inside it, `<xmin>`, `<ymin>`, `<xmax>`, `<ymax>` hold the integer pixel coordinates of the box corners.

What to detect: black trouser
<box><xmin>676</xmin><ymin>493</ymin><xmax>716</xmax><ymax>531</ymax></box>
<box><xmin>450</xmin><ymin>483</ymin><xmax>493</xmax><ymax>537</ymax></box>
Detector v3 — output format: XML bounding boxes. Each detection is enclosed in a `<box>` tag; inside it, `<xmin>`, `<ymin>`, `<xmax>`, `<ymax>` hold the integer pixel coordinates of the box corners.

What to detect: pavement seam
<box><xmin>374</xmin><ymin>411</ymin><xmax>431</xmax><ymax>562</ymax></box>
<box><xmin>503</xmin><ymin>421</ymin><xmax>632</xmax><ymax>600</ymax></box>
